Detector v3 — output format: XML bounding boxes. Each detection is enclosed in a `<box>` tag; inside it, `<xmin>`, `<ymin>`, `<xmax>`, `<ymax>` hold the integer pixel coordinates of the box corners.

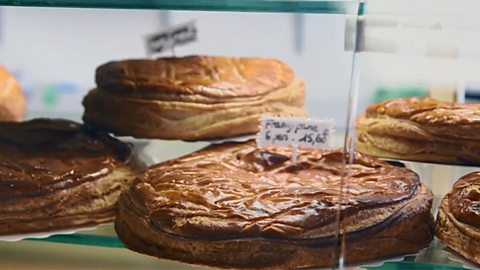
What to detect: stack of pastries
<box><xmin>0</xmin><ymin>56</ymin><xmax>305</xmax><ymax>235</ymax></box>
<box><xmin>83</xmin><ymin>56</ymin><xmax>307</xmax><ymax>140</ymax></box>
<box><xmin>0</xmin><ymin>58</ymin><xmax>450</xmax><ymax>269</ymax></box>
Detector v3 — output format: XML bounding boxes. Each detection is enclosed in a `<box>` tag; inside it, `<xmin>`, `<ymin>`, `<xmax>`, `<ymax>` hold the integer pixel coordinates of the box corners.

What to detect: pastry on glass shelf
<box><xmin>0</xmin><ymin>119</ymin><xmax>143</xmax><ymax>235</ymax></box>
<box><xmin>83</xmin><ymin>55</ymin><xmax>306</xmax><ymax>141</ymax></box>
<box><xmin>356</xmin><ymin>97</ymin><xmax>480</xmax><ymax>165</ymax></box>
<box><xmin>437</xmin><ymin>172</ymin><xmax>480</xmax><ymax>265</ymax></box>
<box><xmin>115</xmin><ymin>141</ymin><xmax>434</xmax><ymax>269</ymax></box>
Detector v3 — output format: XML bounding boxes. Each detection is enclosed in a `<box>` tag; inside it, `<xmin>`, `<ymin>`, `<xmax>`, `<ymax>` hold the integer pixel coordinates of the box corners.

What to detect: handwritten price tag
<box><xmin>256</xmin><ymin>116</ymin><xmax>334</xmax><ymax>149</ymax></box>
<box><xmin>145</xmin><ymin>21</ymin><xmax>197</xmax><ymax>55</ymax></box>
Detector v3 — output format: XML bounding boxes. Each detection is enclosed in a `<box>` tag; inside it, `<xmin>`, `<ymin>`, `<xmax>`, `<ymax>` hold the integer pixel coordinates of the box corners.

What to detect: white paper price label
<box><xmin>256</xmin><ymin>116</ymin><xmax>334</xmax><ymax>149</ymax></box>
<box><xmin>145</xmin><ymin>21</ymin><xmax>197</xmax><ymax>55</ymax></box>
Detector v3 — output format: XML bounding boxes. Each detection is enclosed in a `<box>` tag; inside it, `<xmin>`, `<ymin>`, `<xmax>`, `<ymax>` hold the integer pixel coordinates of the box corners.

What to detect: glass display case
<box><xmin>0</xmin><ymin>0</ymin><xmax>479</xmax><ymax>269</ymax></box>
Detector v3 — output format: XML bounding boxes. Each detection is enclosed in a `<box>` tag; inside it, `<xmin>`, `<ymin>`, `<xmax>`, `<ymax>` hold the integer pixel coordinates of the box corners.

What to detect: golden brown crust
<box><xmin>436</xmin><ymin>179</ymin><xmax>480</xmax><ymax>266</ymax></box>
<box><xmin>115</xmin><ymin>141</ymin><xmax>434</xmax><ymax>269</ymax></box>
<box><xmin>83</xmin><ymin>56</ymin><xmax>307</xmax><ymax>140</ymax></box>
<box><xmin>0</xmin><ymin>167</ymin><xmax>137</xmax><ymax>235</ymax></box>
<box><xmin>95</xmin><ymin>56</ymin><xmax>295</xmax><ymax>98</ymax></box>
<box><xmin>116</xmin><ymin>186</ymin><xmax>433</xmax><ymax>269</ymax></box>
<box><xmin>0</xmin><ymin>65</ymin><xmax>25</xmax><ymax>121</ymax></box>
<box><xmin>0</xmin><ymin>119</ymin><xmax>143</xmax><ymax>235</ymax></box>
<box><xmin>356</xmin><ymin>97</ymin><xmax>480</xmax><ymax>165</ymax></box>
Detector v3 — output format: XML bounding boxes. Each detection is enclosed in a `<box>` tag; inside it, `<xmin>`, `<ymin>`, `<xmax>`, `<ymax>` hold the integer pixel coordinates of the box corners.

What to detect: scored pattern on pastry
<box><xmin>115</xmin><ymin>141</ymin><xmax>434</xmax><ymax>269</ymax></box>
<box><xmin>356</xmin><ymin>97</ymin><xmax>480</xmax><ymax>165</ymax></box>
<box><xmin>82</xmin><ymin>56</ymin><xmax>307</xmax><ymax>140</ymax></box>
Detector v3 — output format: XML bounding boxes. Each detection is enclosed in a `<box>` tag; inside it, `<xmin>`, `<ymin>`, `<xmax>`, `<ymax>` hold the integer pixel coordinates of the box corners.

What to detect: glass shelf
<box><xmin>0</xmin><ymin>0</ymin><xmax>362</xmax><ymax>14</ymax></box>
<box><xmin>14</xmin><ymin>224</ymin><xmax>472</xmax><ymax>270</ymax></box>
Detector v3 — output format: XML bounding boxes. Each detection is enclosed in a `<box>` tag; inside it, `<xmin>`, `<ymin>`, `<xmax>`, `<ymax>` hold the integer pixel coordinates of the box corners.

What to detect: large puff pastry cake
<box><xmin>0</xmin><ymin>119</ymin><xmax>142</xmax><ymax>235</ymax></box>
<box><xmin>356</xmin><ymin>97</ymin><xmax>480</xmax><ymax>165</ymax></box>
<box><xmin>115</xmin><ymin>141</ymin><xmax>434</xmax><ymax>269</ymax></box>
<box><xmin>437</xmin><ymin>172</ymin><xmax>480</xmax><ymax>265</ymax></box>
<box><xmin>83</xmin><ymin>56</ymin><xmax>307</xmax><ymax>140</ymax></box>
<box><xmin>0</xmin><ymin>65</ymin><xmax>25</xmax><ymax>121</ymax></box>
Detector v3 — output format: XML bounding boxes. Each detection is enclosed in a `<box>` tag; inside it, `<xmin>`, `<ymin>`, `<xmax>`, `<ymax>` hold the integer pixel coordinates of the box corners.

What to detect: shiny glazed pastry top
<box><xmin>95</xmin><ymin>56</ymin><xmax>296</xmax><ymax>98</ymax></box>
<box><xmin>448</xmin><ymin>172</ymin><xmax>480</xmax><ymax>227</ymax></box>
<box><xmin>0</xmin><ymin>119</ymin><xmax>131</xmax><ymax>201</ymax></box>
<box><xmin>128</xmin><ymin>141</ymin><xmax>421</xmax><ymax>239</ymax></box>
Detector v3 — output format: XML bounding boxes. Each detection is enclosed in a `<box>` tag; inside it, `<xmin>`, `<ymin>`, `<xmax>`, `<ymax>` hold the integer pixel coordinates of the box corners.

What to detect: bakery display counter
<box><xmin>0</xmin><ymin>0</ymin><xmax>361</xmax><ymax>14</ymax></box>
<box><xmin>1</xmin><ymin>2</ymin><xmax>480</xmax><ymax>268</ymax></box>
<box><xmin>0</xmin><ymin>115</ymin><xmax>477</xmax><ymax>269</ymax></box>
<box><xmin>3</xmin><ymin>135</ymin><xmax>474</xmax><ymax>269</ymax></box>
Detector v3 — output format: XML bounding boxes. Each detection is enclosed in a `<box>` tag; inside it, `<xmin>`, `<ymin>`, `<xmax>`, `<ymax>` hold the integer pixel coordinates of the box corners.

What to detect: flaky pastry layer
<box><xmin>437</xmin><ymin>198</ymin><xmax>480</xmax><ymax>265</ymax></box>
<box><xmin>0</xmin><ymin>165</ymin><xmax>139</xmax><ymax>235</ymax></box>
<box><xmin>83</xmin><ymin>78</ymin><xmax>306</xmax><ymax>140</ymax></box>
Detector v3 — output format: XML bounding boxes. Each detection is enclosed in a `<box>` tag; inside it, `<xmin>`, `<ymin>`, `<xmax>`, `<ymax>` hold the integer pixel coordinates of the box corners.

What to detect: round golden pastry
<box><xmin>0</xmin><ymin>119</ymin><xmax>143</xmax><ymax>235</ymax></box>
<box><xmin>356</xmin><ymin>97</ymin><xmax>480</xmax><ymax>165</ymax></box>
<box><xmin>0</xmin><ymin>65</ymin><xmax>25</xmax><ymax>121</ymax></box>
<box><xmin>82</xmin><ymin>56</ymin><xmax>307</xmax><ymax>141</ymax></box>
<box><xmin>115</xmin><ymin>141</ymin><xmax>434</xmax><ymax>269</ymax></box>
<box><xmin>436</xmin><ymin>172</ymin><xmax>480</xmax><ymax>265</ymax></box>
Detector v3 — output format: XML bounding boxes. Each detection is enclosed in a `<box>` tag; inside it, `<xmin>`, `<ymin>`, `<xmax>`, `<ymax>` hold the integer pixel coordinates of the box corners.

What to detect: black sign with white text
<box><xmin>145</xmin><ymin>21</ymin><xmax>197</xmax><ymax>54</ymax></box>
